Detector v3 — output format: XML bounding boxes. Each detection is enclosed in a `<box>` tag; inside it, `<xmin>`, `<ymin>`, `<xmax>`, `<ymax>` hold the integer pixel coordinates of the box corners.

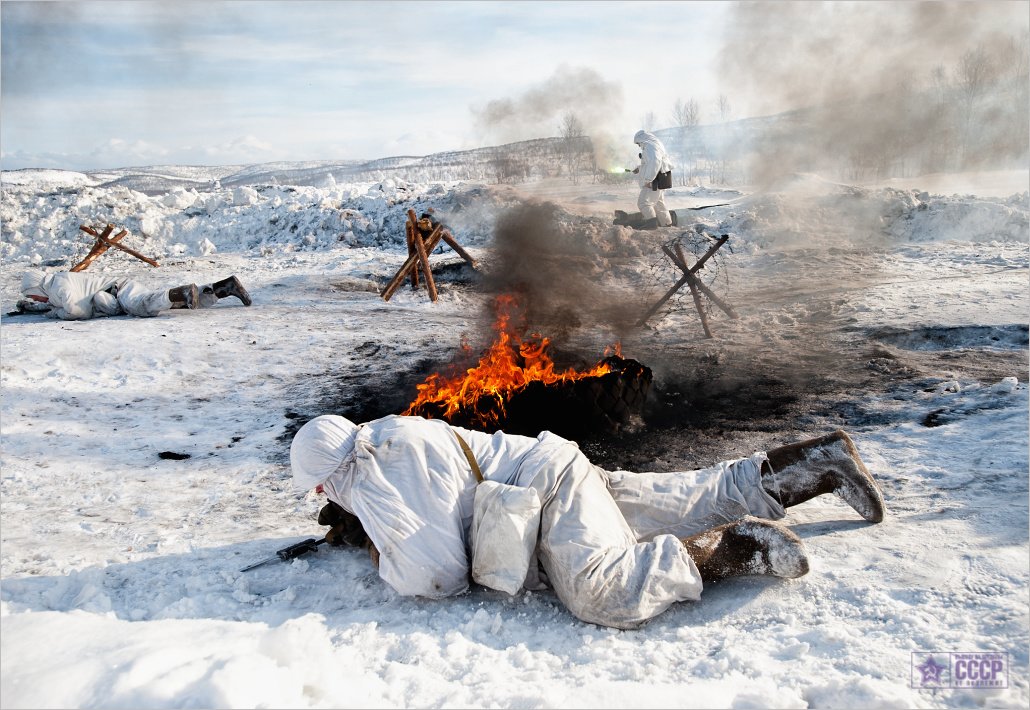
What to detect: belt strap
<box><xmin>453</xmin><ymin>431</ymin><xmax>483</xmax><ymax>483</ymax></box>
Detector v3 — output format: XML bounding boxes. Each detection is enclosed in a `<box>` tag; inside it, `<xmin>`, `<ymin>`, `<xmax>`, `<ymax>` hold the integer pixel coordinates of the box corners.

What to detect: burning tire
<box><xmin>410</xmin><ymin>356</ymin><xmax>653</xmax><ymax>438</ymax></box>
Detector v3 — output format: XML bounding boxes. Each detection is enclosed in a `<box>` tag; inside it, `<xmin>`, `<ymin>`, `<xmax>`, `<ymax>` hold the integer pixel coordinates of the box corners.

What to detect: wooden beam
<box><xmin>440</xmin><ymin>229</ymin><xmax>476</xmax><ymax>267</ymax></box>
<box><xmin>381</xmin><ymin>225</ymin><xmax>444</xmax><ymax>300</ymax></box>
<box><xmin>405</xmin><ymin>221</ymin><xmax>420</xmax><ymax>288</ymax></box>
<box><xmin>685</xmin><ymin>275</ymin><xmax>713</xmax><ymax>338</ymax></box>
<box><xmin>384</xmin><ymin>210</ymin><xmax>475</xmax><ymax>302</ymax></box>
<box><xmin>71</xmin><ymin>225</ymin><xmax>125</xmax><ymax>272</ymax></box>
<box><xmin>411</xmin><ymin>229</ymin><xmax>438</xmax><ymax>302</ymax></box>
<box><xmin>636</xmin><ymin>273</ymin><xmax>690</xmax><ymax>326</ymax></box>
<box><xmin>95</xmin><ymin>231</ymin><xmax>160</xmax><ymax>267</ymax></box>
<box><xmin>690</xmin><ymin>277</ymin><xmax>739</xmax><ymax>319</ymax></box>
<box><xmin>666</xmin><ymin>240</ymin><xmax>738</xmax><ymax>319</ymax></box>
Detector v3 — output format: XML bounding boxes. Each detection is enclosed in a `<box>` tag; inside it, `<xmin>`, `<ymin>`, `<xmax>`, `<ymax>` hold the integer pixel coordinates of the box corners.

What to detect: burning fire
<box><xmin>404</xmin><ymin>294</ymin><xmax>621</xmax><ymax>427</ymax></box>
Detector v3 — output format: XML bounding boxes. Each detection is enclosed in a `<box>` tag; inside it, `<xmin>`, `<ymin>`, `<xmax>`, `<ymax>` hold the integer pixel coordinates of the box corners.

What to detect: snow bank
<box><xmin>3</xmin><ymin>169</ymin><xmax>1026</xmax><ymax>273</ymax></box>
<box><xmin>0</xmin><ymin>178</ymin><xmax>518</xmax><ymax>268</ymax></box>
<box><xmin>0</xmin><ymin>168</ymin><xmax>98</xmax><ymax>188</ymax></box>
<box><xmin>709</xmin><ymin>174</ymin><xmax>1028</xmax><ymax>249</ymax></box>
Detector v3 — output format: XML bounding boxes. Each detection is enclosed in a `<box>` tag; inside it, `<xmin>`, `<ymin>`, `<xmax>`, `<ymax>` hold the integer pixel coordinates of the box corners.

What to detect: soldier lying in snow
<box><xmin>291</xmin><ymin>413</ymin><xmax>886</xmax><ymax>630</ymax></box>
<box><xmin>16</xmin><ymin>270</ymin><xmax>251</xmax><ymax>320</ymax></box>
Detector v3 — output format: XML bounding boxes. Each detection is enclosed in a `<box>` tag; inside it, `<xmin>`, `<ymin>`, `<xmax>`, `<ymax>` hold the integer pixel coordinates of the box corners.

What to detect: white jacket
<box><xmin>633</xmin><ymin>130</ymin><xmax>674</xmax><ymax>187</ymax></box>
<box><xmin>316</xmin><ymin>415</ymin><xmax>539</xmax><ymax>598</ymax></box>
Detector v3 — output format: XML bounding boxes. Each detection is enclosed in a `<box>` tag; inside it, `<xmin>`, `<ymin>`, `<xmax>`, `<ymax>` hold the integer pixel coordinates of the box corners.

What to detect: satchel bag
<box><xmin>651</xmin><ymin>170</ymin><xmax>673</xmax><ymax>190</ymax></box>
<box><xmin>454</xmin><ymin>431</ymin><xmax>541</xmax><ymax>595</ymax></box>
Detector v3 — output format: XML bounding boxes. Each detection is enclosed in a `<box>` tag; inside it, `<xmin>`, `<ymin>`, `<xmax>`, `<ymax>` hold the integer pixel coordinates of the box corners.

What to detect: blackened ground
<box><xmin>286</xmin><ymin>321</ymin><xmax>1026</xmax><ymax>473</ymax></box>
<box><xmin>591</xmin><ymin>324</ymin><xmax>1027</xmax><ymax>471</ymax></box>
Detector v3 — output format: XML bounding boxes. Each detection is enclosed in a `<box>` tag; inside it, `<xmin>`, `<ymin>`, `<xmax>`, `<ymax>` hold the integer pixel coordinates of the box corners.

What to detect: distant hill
<box><xmin>0</xmin><ymin>137</ymin><xmax>597</xmax><ymax>195</ymax></box>
<box><xmin>3</xmin><ymin>75</ymin><xmax>1025</xmax><ymax>194</ymax></box>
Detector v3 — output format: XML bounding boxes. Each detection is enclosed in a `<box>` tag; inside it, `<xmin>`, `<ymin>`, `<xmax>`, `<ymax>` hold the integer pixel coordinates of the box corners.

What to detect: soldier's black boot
<box><xmin>168</xmin><ymin>284</ymin><xmax>199</xmax><ymax>309</ymax></box>
<box><xmin>682</xmin><ymin>517</ymin><xmax>809</xmax><ymax>582</ymax></box>
<box><xmin>211</xmin><ymin>275</ymin><xmax>252</xmax><ymax>306</ymax></box>
<box><xmin>762</xmin><ymin>430</ymin><xmax>886</xmax><ymax>523</ymax></box>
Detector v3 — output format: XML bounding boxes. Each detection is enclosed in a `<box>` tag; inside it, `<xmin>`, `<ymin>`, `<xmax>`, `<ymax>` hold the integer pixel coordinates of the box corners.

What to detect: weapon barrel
<box><xmin>241</xmin><ymin>537</ymin><xmax>328</xmax><ymax>572</ymax></box>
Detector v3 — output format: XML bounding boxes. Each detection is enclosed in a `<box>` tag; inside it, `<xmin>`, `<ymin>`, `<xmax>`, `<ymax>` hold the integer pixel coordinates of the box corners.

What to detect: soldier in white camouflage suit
<box><xmin>291</xmin><ymin>413</ymin><xmax>886</xmax><ymax>630</ymax></box>
<box><xmin>17</xmin><ymin>270</ymin><xmax>251</xmax><ymax>320</ymax></box>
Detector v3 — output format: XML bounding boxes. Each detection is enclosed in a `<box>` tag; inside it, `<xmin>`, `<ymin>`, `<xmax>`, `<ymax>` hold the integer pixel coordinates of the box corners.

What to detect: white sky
<box><xmin>0</xmin><ymin>0</ymin><xmax>731</xmax><ymax>170</ymax></box>
<box><xmin>2</xmin><ymin>1</ymin><xmax>1026</xmax><ymax>172</ymax></box>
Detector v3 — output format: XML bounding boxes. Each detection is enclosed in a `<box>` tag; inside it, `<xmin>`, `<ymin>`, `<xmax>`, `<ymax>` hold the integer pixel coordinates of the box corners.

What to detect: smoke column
<box><xmin>717</xmin><ymin>1</ymin><xmax>1029</xmax><ymax>186</ymax></box>
<box><xmin>476</xmin><ymin>201</ymin><xmax>641</xmax><ymax>353</ymax></box>
<box><xmin>472</xmin><ymin>64</ymin><xmax>628</xmax><ymax>170</ymax></box>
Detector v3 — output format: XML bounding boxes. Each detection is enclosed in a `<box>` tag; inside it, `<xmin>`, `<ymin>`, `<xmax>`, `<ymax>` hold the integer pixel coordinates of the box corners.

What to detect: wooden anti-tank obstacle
<box><xmin>381</xmin><ymin>209</ymin><xmax>476</xmax><ymax>302</ymax></box>
<box><xmin>637</xmin><ymin>234</ymin><xmax>738</xmax><ymax>337</ymax></box>
<box><xmin>71</xmin><ymin>224</ymin><xmax>160</xmax><ymax>272</ymax></box>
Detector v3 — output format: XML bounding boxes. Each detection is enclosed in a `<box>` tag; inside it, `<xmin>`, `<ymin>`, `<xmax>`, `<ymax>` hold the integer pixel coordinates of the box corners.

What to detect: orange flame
<box><xmin>404</xmin><ymin>294</ymin><xmax>622</xmax><ymax>427</ymax></box>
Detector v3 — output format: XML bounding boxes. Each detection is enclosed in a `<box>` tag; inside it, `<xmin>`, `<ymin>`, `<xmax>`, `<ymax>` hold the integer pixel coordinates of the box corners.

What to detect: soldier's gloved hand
<box><xmin>317</xmin><ymin>500</ymin><xmax>346</xmax><ymax>526</ymax></box>
<box><xmin>16</xmin><ymin>298</ymin><xmax>50</xmax><ymax>313</ymax></box>
<box><xmin>318</xmin><ymin>501</ymin><xmax>369</xmax><ymax>547</ymax></box>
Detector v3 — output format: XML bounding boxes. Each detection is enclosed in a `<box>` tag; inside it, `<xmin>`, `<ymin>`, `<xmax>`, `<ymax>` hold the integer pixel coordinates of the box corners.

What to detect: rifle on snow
<box><xmin>240</xmin><ymin>537</ymin><xmax>327</xmax><ymax>572</ymax></box>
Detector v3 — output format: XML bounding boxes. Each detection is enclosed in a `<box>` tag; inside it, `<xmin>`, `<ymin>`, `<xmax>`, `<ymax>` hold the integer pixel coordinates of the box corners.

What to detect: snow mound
<box><xmin>712</xmin><ymin>181</ymin><xmax>1028</xmax><ymax>248</ymax></box>
<box><xmin>0</xmin><ymin>179</ymin><xmax>517</xmax><ymax>267</ymax></box>
<box><xmin>1</xmin><ymin>168</ymin><xmax>99</xmax><ymax>189</ymax></box>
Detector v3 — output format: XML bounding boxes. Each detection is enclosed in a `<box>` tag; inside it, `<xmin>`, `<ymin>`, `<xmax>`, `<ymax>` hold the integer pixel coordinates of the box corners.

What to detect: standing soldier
<box><xmin>632</xmin><ymin>129</ymin><xmax>675</xmax><ymax>229</ymax></box>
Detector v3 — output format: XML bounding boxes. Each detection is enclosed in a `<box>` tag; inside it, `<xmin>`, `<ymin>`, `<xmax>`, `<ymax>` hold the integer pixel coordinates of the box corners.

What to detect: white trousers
<box><xmin>638</xmin><ymin>186</ymin><xmax>673</xmax><ymax>226</ymax></box>
<box><xmin>92</xmin><ymin>279</ymin><xmax>172</xmax><ymax>317</ymax></box>
<box><xmin>515</xmin><ymin>440</ymin><xmax>784</xmax><ymax>629</ymax></box>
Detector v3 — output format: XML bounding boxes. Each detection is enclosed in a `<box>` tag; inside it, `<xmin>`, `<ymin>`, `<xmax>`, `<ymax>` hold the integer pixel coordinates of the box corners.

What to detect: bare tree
<box><xmin>957</xmin><ymin>45</ymin><xmax>995</xmax><ymax>103</ymax></box>
<box><xmin>930</xmin><ymin>64</ymin><xmax>949</xmax><ymax>106</ymax></box>
<box><xmin>641</xmin><ymin>110</ymin><xmax>658</xmax><ymax>131</ymax></box>
<box><xmin>996</xmin><ymin>29</ymin><xmax>1030</xmax><ymax>81</ymax></box>
<box><xmin>922</xmin><ymin>64</ymin><xmax>957</xmax><ymax>172</ymax></box>
<box><xmin>671</xmin><ymin>98</ymin><xmax>699</xmax><ymax>128</ymax></box>
<box><xmin>716</xmin><ymin>94</ymin><xmax>731</xmax><ymax>124</ymax></box>
<box><xmin>956</xmin><ymin>44</ymin><xmax>997</xmax><ymax>165</ymax></box>
<box><xmin>559</xmin><ymin>111</ymin><xmax>584</xmax><ymax>140</ymax></box>
<box><xmin>559</xmin><ymin>111</ymin><xmax>586</xmax><ymax>183</ymax></box>
<box><xmin>490</xmin><ymin>151</ymin><xmax>528</xmax><ymax>184</ymax></box>
<box><xmin>670</xmin><ymin>98</ymin><xmax>700</xmax><ymax>185</ymax></box>
<box><xmin>713</xmin><ymin>94</ymin><xmax>732</xmax><ymax>184</ymax></box>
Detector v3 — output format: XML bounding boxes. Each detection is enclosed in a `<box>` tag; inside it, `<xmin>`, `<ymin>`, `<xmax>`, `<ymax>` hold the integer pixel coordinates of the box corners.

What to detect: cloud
<box><xmin>201</xmin><ymin>135</ymin><xmax>275</xmax><ymax>161</ymax></box>
<box><xmin>88</xmin><ymin>138</ymin><xmax>170</xmax><ymax>166</ymax></box>
<box><xmin>0</xmin><ymin>2</ymin><xmax>727</xmax><ymax>169</ymax></box>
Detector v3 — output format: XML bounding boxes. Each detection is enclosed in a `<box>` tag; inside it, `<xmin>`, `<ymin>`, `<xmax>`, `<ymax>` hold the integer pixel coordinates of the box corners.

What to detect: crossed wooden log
<box><xmin>71</xmin><ymin>224</ymin><xmax>160</xmax><ymax>272</ymax></box>
<box><xmin>637</xmin><ymin>235</ymin><xmax>738</xmax><ymax>337</ymax></box>
<box><xmin>381</xmin><ymin>209</ymin><xmax>476</xmax><ymax>302</ymax></box>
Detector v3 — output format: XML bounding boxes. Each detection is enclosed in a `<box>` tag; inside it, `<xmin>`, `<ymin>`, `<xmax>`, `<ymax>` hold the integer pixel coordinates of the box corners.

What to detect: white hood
<box><xmin>632</xmin><ymin>129</ymin><xmax>673</xmax><ymax>184</ymax></box>
<box><xmin>633</xmin><ymin>129</ymin><xmax>655</xmax><ymax>145</ymax></box>
<box><xmin>290</xmin><ymin>415</ymin><xmax>359</xmax><ymax>493</ymax></box>
<box><xmin>20</xmin><ymin>270</ymin><xmax>48</xmax><ymax>300</ymax></box>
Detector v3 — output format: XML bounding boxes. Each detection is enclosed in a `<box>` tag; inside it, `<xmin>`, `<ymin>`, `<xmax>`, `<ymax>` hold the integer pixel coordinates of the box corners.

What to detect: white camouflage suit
<box><xmin>19</xmin><ymin>270</ymin><xmax>174</xmax><ymax>320</ymax></box>
<box><xmin>634</xmin><ymin>129</ymin><xmax>675</xmax><ymax>227</ymax></box>
<box><xmin>291</xmin><ymin>414</ymin><xmax>785</xmax><ymax>629</ymax></box>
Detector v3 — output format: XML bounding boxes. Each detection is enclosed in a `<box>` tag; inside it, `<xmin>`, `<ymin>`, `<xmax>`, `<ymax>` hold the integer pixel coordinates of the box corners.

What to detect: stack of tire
<box><xmin>420</xmin><ymin>356</ymin><xmax>653</xmax><ymax>439</ymax></box>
